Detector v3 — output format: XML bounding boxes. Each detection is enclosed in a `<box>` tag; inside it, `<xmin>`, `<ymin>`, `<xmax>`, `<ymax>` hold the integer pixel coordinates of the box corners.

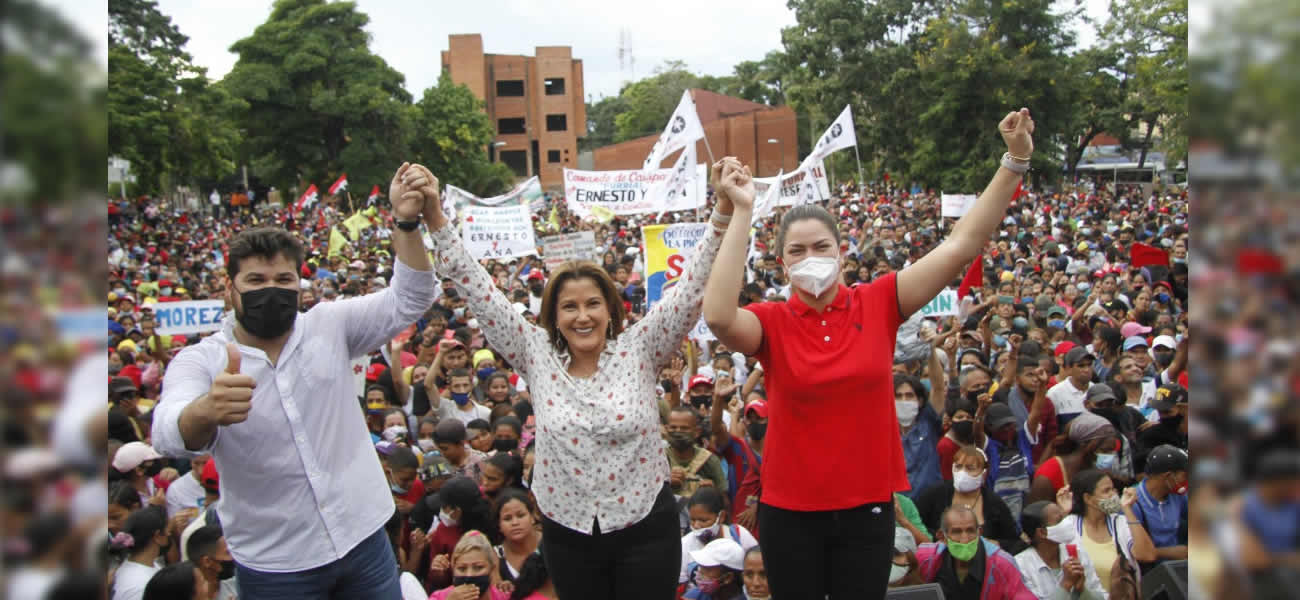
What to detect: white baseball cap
<box><xmin>112</xmin><ymin>441</ymin><xmax>163</xmax><ymax>472</ymax></box>
<box><xmin>1152</xmin><ymin>335</ymin><xmax>1176</xmax><ymax>350</ymax></box>
<box><xmin>689</xmin><ymin>538</ymin><xmax>745</xmax><ymax>571</ymax></box>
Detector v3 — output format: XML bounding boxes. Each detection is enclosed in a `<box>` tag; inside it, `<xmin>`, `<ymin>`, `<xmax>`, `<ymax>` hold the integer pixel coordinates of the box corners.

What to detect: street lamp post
<box><xmin>491</xmin><ymin>141</ymin><xmax>507</xmax><ymax>164</ymax></box>
<box><xmin>766</xmin><ymin>138</ymin><xmax>784</xmax><ymax>176</ymax></box>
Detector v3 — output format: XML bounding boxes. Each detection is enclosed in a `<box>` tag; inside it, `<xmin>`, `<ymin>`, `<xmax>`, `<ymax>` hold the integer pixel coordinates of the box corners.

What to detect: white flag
<box><xmin>801</xmin><ymin>104</ymin><xmax>856</xmax><ymax>170</ymax></box>
<box><xmin>646</xmin><ymin>142</ymin><xmax>699</xmax><ymax>210</ymax></box>
<box><xmin>751</xmin><ymin>170</ymin><xmax>783</xmax><ymax>224</ymax></box>
<box><xmin>641</xmin><ymin>90</ymin><xmax>706</xmax><ymax>170</ymax></box>
<box><xmin>797</xmin><ymin>166</ymin><xmax>821</xmax><ymax>205</ymax></box>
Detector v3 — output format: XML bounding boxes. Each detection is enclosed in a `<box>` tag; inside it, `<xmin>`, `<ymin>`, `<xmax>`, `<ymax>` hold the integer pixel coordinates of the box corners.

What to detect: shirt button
<box><xmin>822</xmin><ymin>320</ymin><xmax>827</xmax><ymax>326</ymax></box>
<box><xmin>824</xmin><ymin>336</ymin><xmax>831</xmax><ymax>342</ymax></box>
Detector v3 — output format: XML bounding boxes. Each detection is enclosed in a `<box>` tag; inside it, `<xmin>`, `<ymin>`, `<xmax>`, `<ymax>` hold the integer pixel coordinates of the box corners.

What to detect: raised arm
<box><xmin>897</xmin><ymin>110</ymin><xmax>1035</xmax><ymax>316</ymax></box>
<box><xmin>710</xmin><ymin>378</ymin><xmax>738</xmax><ymax>450</ymax></box>
<box><xmin>703</xmin><ymin>160</ymin><xmax>763</xmax><ymax>356</ymax></box>
<box><xmin>409</xmin><ymin>164</ymin><xmax>545</xmax><ymax>378</ymax></box>
<box><xmin>926</xmin><ymin>343</ymin><xmax>948</xmax><ymax>416</ymax></box>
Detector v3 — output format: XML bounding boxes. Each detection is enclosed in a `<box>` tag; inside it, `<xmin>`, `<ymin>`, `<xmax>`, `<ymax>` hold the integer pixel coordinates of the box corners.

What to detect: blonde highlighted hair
<box><xmin>452</xmin><ymin>530</ymin><xmax>498</xmax><ymax>576</ymax></box>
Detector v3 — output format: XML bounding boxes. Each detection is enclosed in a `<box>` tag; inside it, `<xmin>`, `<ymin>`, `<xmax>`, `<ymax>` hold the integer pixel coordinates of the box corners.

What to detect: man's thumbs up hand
<box><xmin>205</xmin><ymin>343</ymin><xmax>255</xmax><ymax>426</ymax></box>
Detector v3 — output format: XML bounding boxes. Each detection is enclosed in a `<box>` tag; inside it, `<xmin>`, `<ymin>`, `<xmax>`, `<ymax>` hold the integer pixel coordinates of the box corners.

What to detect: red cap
<box><xmin>366</xmin><ymin>363</ymin><xmax>387</xmax><ymax>382</ymax></box>
<box><xmin>688</xmin><ymin>375</ymin><xmax>713</xmax><ymax>390</ymax></box>
<box><xmin>527</xmin><ymin>270</ymin><xmax>545</xmax><ymax>281</ymax></box>
<box><xmin>201</xmin><ymin>459</ymin><xmax>219</xmax><ymax>490</ymax></box>
<box><xmin>745</xmin><ymin>400</ymin><xmax>769</xmax><ymax>419</ymax></box>
<box><xmin>1054</xmin><ymin>341</ymin><xmax>1076</xmax><ymax>357</ymax></box>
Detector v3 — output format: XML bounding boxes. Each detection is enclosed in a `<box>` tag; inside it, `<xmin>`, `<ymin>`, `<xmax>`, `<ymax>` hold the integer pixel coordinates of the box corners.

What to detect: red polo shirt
<box><xmin>743</xmin><ymin>274</ymin><xmax>909</xmax><ymax>511</ymax></box>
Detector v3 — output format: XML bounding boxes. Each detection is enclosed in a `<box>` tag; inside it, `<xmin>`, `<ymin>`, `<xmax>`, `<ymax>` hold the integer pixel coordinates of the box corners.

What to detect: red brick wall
<box><xmin>593</xmin><ymin>105</ymin><xmax>798</xmax><ymax>178</ymax></box>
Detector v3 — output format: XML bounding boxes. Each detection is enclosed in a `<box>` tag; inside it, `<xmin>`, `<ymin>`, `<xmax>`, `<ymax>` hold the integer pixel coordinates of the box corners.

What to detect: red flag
<box><xmin>367</xmin><ymin>185</ymin><xmax>380</xmax><ymax>205</ymax></box>
<box><xmin>328</xmin><ymin>174</ymin><xmax>348</xmax><ymax>196</ymax></box>
<box><xmin>958</xmin><ymin>255</ymin><xmax>984</xmax><ymax>299</ymax></box>
<box><xmin>883</xmin><ymin>172</ymin><xmax>890</xmax><ymax>182</ymax></box>
<box><xmin>1130</xmin><ymin>243</ymin><xmax>1168</xmax><ymax>269</ymax></box>
<box><xmin>294</xmin><ymin>184</ymin><xmax>318</xmax><ymax>213</ymax></box>
<box><xmin>1010</xmin><ymin>181</ymin><xmax>1026</xmax><ymax>204</ymax></box>
<box><xmin>1236</xmin><ymin>248</ymin><xmax>1284</xmax><ymax>275</ymax></box>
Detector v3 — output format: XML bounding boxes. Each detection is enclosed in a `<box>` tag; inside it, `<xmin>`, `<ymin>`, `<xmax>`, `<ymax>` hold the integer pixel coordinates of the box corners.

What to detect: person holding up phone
<box><xmin>1015</xmin><ymin>500</ymin><xmax>1106</xmax><ymax>599</ymax></box>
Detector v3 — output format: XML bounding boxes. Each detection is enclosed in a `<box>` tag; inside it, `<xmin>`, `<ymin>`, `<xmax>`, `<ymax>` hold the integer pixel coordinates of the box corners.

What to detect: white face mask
<box><xmin>889</xmin><ymin>563</ymin><xmax>910</xmax><ymax>584</ymax></box>
<box><xmin>691</xmin><ymin>515</ymin><xmax>721</xmax><ymax>541</ymax></box>
<box><xmin>953</xmin><ymin>469</ymin><xmax>985</xmax><ymax>493</ymax></box>
<box><xmin>439</xmin><ymin>509</ymin><xmax>458</xmax><ymax>527</ymax></box>
<box><xmin>1045</xmin><ymin>520</ymin><xmax>1076</xmax><ymax>544</ymax></box>
<box><xmin>896</xmin><ymin>400</ymin><xmax>919</xmax><ymax>428</ymax></box>
<box><xmin>788</xmin><ymin>255</ymin><xmax>840</xmax><ymax>297</ymax></box>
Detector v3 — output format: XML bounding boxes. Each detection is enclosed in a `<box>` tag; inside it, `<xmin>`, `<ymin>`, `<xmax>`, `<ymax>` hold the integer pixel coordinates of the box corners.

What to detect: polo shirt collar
<box><xmin>789</xmin><ymin>284</ymin><xmax>851</xmax><ymax>317</ymax></box>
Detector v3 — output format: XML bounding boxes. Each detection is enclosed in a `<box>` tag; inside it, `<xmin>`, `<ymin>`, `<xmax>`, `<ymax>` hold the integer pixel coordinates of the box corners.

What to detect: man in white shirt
<box><xmin>163</xmin><ymin>454</ymin><xmax>209</xmax><ymax>518</ymax></box>
<box><xmin>1047</xmin><ymin>346</ymin><xmax>1094</xmax><ymax>430</ymax></box>
<box><xmin>433</xmin><ymin>368</ymin><xmax>492</xmax><ymax>423</ymax></box>
<box><xmin>210</xmin><ymin>189</ymin><xmax>221</xmax><ymax>219</ymax></box>
<box><xmin>152</xmin><ymin>163</ymin><xmax>437</xmax><ymax>599</ymax></box>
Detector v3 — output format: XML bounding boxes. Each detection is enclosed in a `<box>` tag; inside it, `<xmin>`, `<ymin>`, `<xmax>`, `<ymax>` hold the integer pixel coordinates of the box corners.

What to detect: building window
<box><xmin>500</xmin><ymin>150</ymin><xmax>528</xmax><ymax>176</ymax></box>
<box><xmin>545</xmin><ymin>114</ymin><xmax>567</xmax><ymax>132</ymax></box>
<box><xmin>498</xmin><ymin>118</ymin><xmax>526</xmax><ymax>135</ymax></box>
<box><xmin>543</xmin><ymin>78</ymin><xmax>565</xmax><ymax>95</ymax></box>
<box><xmin>496</xmin><ymin>80</ymin><xmax>525</xmax><ymax>97</ymax></box>
<box><xmin>547</xmin><ymin>150</ymin><xmax>562</xmax><ymax>163</ymax></box>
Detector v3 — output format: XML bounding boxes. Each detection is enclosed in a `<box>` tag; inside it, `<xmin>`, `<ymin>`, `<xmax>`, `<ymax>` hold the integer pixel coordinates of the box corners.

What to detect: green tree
<box><xmin>221</xmin><ymin>0</ymin><xmax>412</xmax><ymax>196</ymax></box>
<box><xmin>582</xmin><ymin>94</ymin><xmax>628</xmax><ymax>152</ymax></box>
<box><xmin>409</xmin><ymin>71</ymin><xmax>514</xmax><ymax>197</ymax></box>
<box><xmin>1060</xmin><ymin>47</ymin><xmax>1127</xmax><ymax>178</ymax></box>
<box><xmin>1101</xmin><ymin>0</ymin><xmax>1188</xmax><ymax>168</ymax></box>
<box><xmin>725</xmin><ymin>50</ymin><xmax>788</xmax><ymax>105</ymax></box>
<box><xmin>109</xmin><ymin>0</ymin><xmax>239</xmax><ymax>195</ymax></box>
<box><xmin>613</xmin><ymin>61</ymin><xmax>708</xmax><ymax>142</ymax></box>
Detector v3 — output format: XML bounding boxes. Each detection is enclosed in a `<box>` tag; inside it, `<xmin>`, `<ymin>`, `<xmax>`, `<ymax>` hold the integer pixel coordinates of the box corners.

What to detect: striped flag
<box><xmin>328</xmin><ymin>174</ymin><xmax>348</xmax><ymax>196</ymax></box>
<box><xmin>367</xmin><ymin>185</ymin><xmax>380</xmax><ymax>206</ymax></box>
<box><xmin>294</xmin><ymin>184</ymin><xmax>318</xmax><ymax>213</ymax></box>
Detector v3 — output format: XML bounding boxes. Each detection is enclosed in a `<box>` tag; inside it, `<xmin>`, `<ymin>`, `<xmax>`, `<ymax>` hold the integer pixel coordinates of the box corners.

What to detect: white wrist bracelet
<box><xmin>710</xmin><ymin>210</ymin><xmax>732</xmax><ymax>225</ymax></box>
<box><xmin>1001</xmin><ymin>153</ymin><xmax>1030</xmax><ymax>175</ymax></box>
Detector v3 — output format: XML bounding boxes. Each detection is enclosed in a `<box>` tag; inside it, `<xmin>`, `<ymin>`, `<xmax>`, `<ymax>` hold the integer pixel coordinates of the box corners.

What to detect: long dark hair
<box><xmin>142</xmin><ymin>561</ymin><xmax>201</xmax><ymax>600</ymax></box>
<box><xmin>111</xmin><ymin>505</ymin><xmax>167</xmax><ymax>559</ymax></box>
<box><xmin>491</xmin><ymin>490</ymin><xmax>550</xmax><ymax>600</ymax></box>
<box><xmin>1070</xmin><ymin>469</ymin><xmax>1109</xmax><ymax>517</ymax></box>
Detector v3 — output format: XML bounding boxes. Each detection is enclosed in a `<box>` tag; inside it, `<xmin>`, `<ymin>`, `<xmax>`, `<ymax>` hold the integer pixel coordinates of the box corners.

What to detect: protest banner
<box><xmin>564</xmin><ymin>166</ymin><xmax>707</xmax><ymax>216</ymax></box>
<box><xmin>642</xmin><ymin>223</ymin><xmax>710</xmax><ymax>309</ymax></box>
<box><xmin>688</xmin><ymin>317</ymin><xmax>715</xmax><ymax>345</ymax></box>
<box><xmin>461</xmin><ymin>202</ymin><xmax>538</xmax><ymax>260</ymax></box>
<box><xmin>55</xmin><ymin>308</ymin><xmax>107</xmax><ymax>344</ymax></box>
<box><xmin>445</xmin><ymin>176</ymin><xmax>543</xmax><ymax>222</ymax></box>
<box><xmin>539</xmin><ymin>231</ymin><xmax>597</xmax><ymax>270</ymax></box>
<box><xmin>752</xmin><ymin>160</ymin><xmax>831</xmax><ymax>207</ymax></box>
<box><xmin>153</xmin><ymin>300</ymin><xmax>226</xmax><ymax>335</ymax></box>
<box><xmin>917</xmin><ymin>289</ymin><xmax>961</xmax><ymax>317</ymax></box>
<box><xmin>941</xmin><ymin>194</ymin><xmax>978</xmax><ymax>218</ymax></box>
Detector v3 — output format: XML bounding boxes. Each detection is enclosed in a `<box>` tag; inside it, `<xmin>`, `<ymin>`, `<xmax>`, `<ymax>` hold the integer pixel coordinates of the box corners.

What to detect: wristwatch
<box><xmin>395</xmin><ymin>219</ymin><xmax>420</xmax><ymax>232</ymax></box>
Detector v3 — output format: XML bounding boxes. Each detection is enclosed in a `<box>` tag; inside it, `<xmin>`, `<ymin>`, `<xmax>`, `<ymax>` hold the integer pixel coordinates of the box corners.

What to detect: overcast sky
<box><xmin>56</xmin><ymin>0</ymin><xmax>1138</xmax><ymax>100</ymax></box>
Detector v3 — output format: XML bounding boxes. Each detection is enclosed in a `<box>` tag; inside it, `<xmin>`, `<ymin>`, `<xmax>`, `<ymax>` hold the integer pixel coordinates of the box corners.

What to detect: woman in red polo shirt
<box><xmin>703</xmin><ymin>108</ymin><xmax>1037</xmax><ymax>599</ymax></box>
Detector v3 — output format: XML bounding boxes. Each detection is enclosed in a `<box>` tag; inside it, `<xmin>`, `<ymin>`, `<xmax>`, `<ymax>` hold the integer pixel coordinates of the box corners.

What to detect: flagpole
<box><xmin>689</xmin><ymin>90</ymin><xmax>718</xmax><ymax>167</ymax></box>
<box><xmin>345</xmin><ymin>190</ymin><xmax>353</xmax><ymax>213</ymax></box>
<box><xmin>852</xmin><ymin>143</ymin><xmax>866</xmax><ymax>199</ymax></box>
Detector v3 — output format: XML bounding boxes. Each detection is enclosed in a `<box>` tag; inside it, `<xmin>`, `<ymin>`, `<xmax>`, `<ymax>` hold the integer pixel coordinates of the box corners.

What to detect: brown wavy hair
<box><xmin>538</xmin><ymin>261</ymin><xmax>626</xmax><ymax>352</ymax></box>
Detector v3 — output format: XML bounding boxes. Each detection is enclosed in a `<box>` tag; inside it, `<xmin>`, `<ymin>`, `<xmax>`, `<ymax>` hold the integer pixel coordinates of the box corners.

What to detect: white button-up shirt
<box><xmin>152</xmin><ymin>258</ymin><xmax>435</xmax><ymax>572</ymax></box>
<box><xmin>1014</xmin><ymin>543</ymin><xmax>1107</xmax><ymax>600</ymax></box>
<box><xmin>428</xmin><ymin>222</ymin><xmax>723</xmax><ymax>534</ymax></box>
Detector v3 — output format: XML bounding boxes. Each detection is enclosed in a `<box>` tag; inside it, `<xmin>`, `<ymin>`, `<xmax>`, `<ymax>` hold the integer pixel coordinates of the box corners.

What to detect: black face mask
<box><xmin>1092</xmin><ymin>406</ymin><xmax>1121</xmax><ymax>428</ymax></box>
<box><xmin>668</xmin><ymin>432</ymin><xmax>695</xmax><ymax>450</ymax></box>
<box><xmin>492</xmin><ymin>438</ymin><xmax>518</xmax><ymax>453</ymax></box>
<box><xmin>747</xmin><ymin>422</ymin><xmax>767</xmax><ymax>441</ymax></box>
<box><xmin>235</xmin><ymin>286</ymin><xmax>298</xmax><ymax>339</ymax></box>
<box><xmin>143</xmin><ymin>460</ymin><xmax>165</xmax><ymax>477</ymax></box>
<box><xmin>965</xmin><ymin>388</ymin><xmax>988</xmax><ymax>404</ymax></box>
<box><xmin>1154</xmin><ymin>352</ymin><xmax>1174</xmax><ymax>368</ymax></box>
<box><xmin>529</xmin><ymin>284</ymin><xmax>544</xmax><ymax>296</ymax></box>
<box><xmin>453</xmin><ymin>574</ymin><xmax>492</xmax><ymax>596</ymax></box>
<box><xmin>217</xmin><ymin>559</ymin><xmax>236</xmax><ymax>580</ymax></box>
<box><xmin>1161</xmin><ymin>413</ymin><xmax>1184</xmax><ymax>428</ymax></box>
<box><xmin>689</xmin><ymin>395</ymin><xmax>712</xmax><ymax>409</ymax></box>
<box><xmin>951</xmin><ymin>420</ymin><xmax>975</xmax><ymax>443</ymax></box>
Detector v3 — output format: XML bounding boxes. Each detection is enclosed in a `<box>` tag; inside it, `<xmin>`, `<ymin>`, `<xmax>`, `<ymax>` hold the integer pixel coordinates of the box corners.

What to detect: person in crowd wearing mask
<box><xmin>110</xmin><ymin>506</ymin><xmax>172</xmax><ymax>600</ymax></box>
<box><xmin>480</xmin><ymin>453</ymin><xmax>525</xmax><ymax>502</ymax></box>
<box><xmin>109</xmin><ymin>376</ymin><xmax>146</xmax><ymax>443</ymax></box>
<box><xmin>682</xmin><ymin>538</ymin><xmax>747</xmax><ymax>600</ymax></box>
<box><xmin>1015</xmin><ymin>500</ymin><xmax>1106</xmax><ymax>599</ymax></box>
<box><xmin>436</xmin><ymin>369</ymin><xmax>494</xmax><ymax>425</ymax></box>
<box><xmin>667</xmin><ymin>406</ymin><xmax>728</xmax><ymax>500</ymax></box>
<box><xmin>425</xmin><ymin>477</ymin><xmax>497</xmax><ymax>591</ymax></box>
<box><xmin>151</xmin><ymin>164</ymin><xmax>438</xmax><ymax>600</ymax></box>
<box><xmin>982</xmin><ymin>402</ymin><xmax>1039</xmax><ymax>524</ymax></box>
<box><xmin>164</xmin><ymin>454</ymin><xmax>210</xmax><ymax>518</ymax></box>
<box><xmin>704</xmin><ymin>108</ymin><xmax>1037</xmax><ymax>600</ymax></box>
<box><xmin>915</xmin><ymin>446</ymin><xmax>1024</xmax><ymax>554</ymax></box>
<box><xmin>1028</xmin><ymin>413</ymin><xmax>1118</xmax><ymax>504</ymax></box>
<box><xmin>433</xmin><ymin>420</ymin><xmax>486</xmax><ymax>484</ymax></box>
<box><xmin>414</xmin><ymin>416</ymin><xmax>440</xmax><ymax>454</ymax></box>
<box><xmin>679</xmin><ymin>487</ymin><xmax>759</xmax><ymax>585</ymax></box>
<box><xmin>490</xmin><ymin>416</ymin><xmax>524</xmax><ymax>455</ymax></box>
<box><xmin>914</xmin><ymin>506</ymin><xmax>1036</xmax><ymax>600</ymax></box>
<box><xmin>472</xmin><ymin>349</ymin><xmax>499</xmax><ymax>398</ymax></box>
<box><xmin>430</xmin><ymin>530</ymin><xmax>546</xmax><ymax>600</ymax></box>
<box><xmin>1135</xmin><ymin>384</ymin><xmax>1188</xmax><ymax>468</ymax></box>
<box><xmin>708</xmin><ymin>381</ymin><xmax>765</xmax><ymax>533</ymax></box>
<box><xmin>686</xmin><ymin>375</ymin><xmax>717</xmax><ymax>416</ymax></box>
<box><xmin>1128</xmin><ymin>445</ymin><xmax>1188</xmax><ymax>572</ymax></box>
<box><xmin>1052</xmin><ymin>470</ymin><xmax>1156</xmax><ymax>587</ymax></box>
<box><xmin>490</xmin><ymin>489</ymin><xmax>552</xmax><ymax>598</ymax></box>
<box><xmin>411</xmin><ymin>156</ymin><xmax>737</xmax><ymax>600</ymax></box>
<box><xmin>1047</xmin><ymin>346</ymin><xmax>1094</xmax><ymax>429</ymax></box>
<box><xmin>897</xmin><ymin>364</ymin><xmax>944</xmax><ymax>501</ymax></box>
<box><xmin>741</xmin><ymin>546</ymin><xmax>771</xmax><ymax>600</ymax></box>
<box><xmin>888</xmin><ymin>527</ymin><xmax>924</xmax><ymax>588</ymax></box>
<box><xmin>112</xmin><ymin>441</ymin><xmax>167</xmax><ymax>508</ymax></box>
<box><xmin>1081</xmin><ymin>383</ymin><xmax>1139</xmax><ymax>485</ymax></box>
<box><xmin>386</xmin><ymin>445</ymin><xmax>425</xmax><ymax>516</ymax></box>
<box><xmin>142</xmin><ymin>561</ymin><xmax>212</xmax><ymax>600</ymax></box>
<box><xmin>938</xmin><ymin>393</ymin><xmax>988</xmax><ymax>482</ymax></box>
<box><xmin>186</xmin><ymin>525</ymin><xmax>237</xmax><ymax>600</ymax></box>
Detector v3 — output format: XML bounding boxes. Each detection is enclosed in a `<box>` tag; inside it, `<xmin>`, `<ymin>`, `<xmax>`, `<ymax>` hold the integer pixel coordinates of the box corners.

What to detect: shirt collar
<box><xmin>788</xmin><ymin>284</ymin><xmax>851</xmax><ymax>317</ymax></box>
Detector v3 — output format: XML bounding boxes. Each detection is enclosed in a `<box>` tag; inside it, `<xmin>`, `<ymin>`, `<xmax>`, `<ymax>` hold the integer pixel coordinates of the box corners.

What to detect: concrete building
<box><xmin>440</xmin><ymin>34</ymin><xmax>586</xmax><ymax>190</ymax></box>
<box><xmin>592</xmin><ymin>89</ymin><xmax>798</xmax><ymax>177</ymax></box>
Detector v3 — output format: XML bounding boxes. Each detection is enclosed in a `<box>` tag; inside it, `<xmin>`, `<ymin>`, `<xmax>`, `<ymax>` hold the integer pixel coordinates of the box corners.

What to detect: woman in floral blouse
<box><xmin>400</xmin><ymin>159</ymin><xmax>747</xmax><ymax>599</ymax></box>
